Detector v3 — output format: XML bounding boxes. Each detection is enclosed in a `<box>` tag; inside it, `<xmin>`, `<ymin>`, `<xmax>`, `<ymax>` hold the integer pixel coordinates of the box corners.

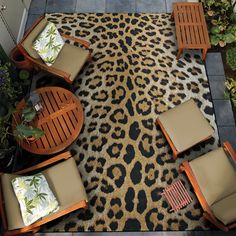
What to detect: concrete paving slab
<box><xmin>46</xmin><ymin>0</ymin><xmax>76</xmax><ymax>13</ymax></box>
<box><xmin>136</xmin><ymin>0</ymin><xmax>166</xmax><ymax>13</ymax></box>
<box><xmin>205</xmin><ymin>53</ymin><xmax>225</xmax><ymax>76</ymax></box>
<box><xmin>106</xmin><ymin>0</ymin><xmax>136</xmax><ymax>12</ymax></box>
<box><xmin>209</xmin><ymin>79</ymin><xmax>226</xmax><ymax>100</ymax></box>
<box><xmin>207</xmin><ymin>75</ymin><xmax>226</xmax><ymax>82</ymax></box>
<box><xmin>218</xmin><ymin>126</ymin><xmax>236</xmax><ymax>150</ymax></box>
<box><xmin>29</xmin><ymin>0</ymin><xmax>46</xmax><ymax>14</ymax></box>
<box><xmin>76</xmin><ymin>0</ymin><xmax>106</xmax><ymax>13</ymax></box>
<box><xmin>166</xmin><ymin>0</ymin><xmax>185</xmax><ymax>13</ymax></box>
<box><xmin>24</xmin><ymin>14</ymin><xmax>41</xmax><ymax>32</ymax></box>
<box><xmin>213</xmin><ymin>100</ymin><xmax>235</xmax><ymax>126</ymax></box>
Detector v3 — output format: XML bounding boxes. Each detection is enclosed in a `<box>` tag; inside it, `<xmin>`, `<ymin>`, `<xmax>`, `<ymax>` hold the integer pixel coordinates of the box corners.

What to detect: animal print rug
<box><xmin>43</xmin><ymin>13</ymin><xmax>219</xmax><ymax>232</ymax></box>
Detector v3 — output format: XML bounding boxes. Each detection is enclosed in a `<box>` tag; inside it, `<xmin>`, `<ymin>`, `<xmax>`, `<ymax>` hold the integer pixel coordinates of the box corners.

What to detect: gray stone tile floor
<box><xmin>206</xmin><ymin>53</ymin><xmax>236</xmax><ymax>148</ymax></box>
<box><xmin>26</xmin><ymin>1</ymin><xmax>235</xmax><ymax>235</ymax></box>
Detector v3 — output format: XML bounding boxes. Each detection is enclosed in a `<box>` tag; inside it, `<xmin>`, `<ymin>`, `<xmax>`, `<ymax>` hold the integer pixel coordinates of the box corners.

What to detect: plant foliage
<box><xmin>225</xmin><ymin>77</ymin><xmax>236</xmax><ymax>107</ymax></box>
<box><xmin>226</xmin><ymin>47</ymin><xmax>236</xmax><ymax>70</ymax></box>
<box><xmin>202</xmin><ymin>0</ymin><xmax>236</xmax><ymax>47</ymax></box>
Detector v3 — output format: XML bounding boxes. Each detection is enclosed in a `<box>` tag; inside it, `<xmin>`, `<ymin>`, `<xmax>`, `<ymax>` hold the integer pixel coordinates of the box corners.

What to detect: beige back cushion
<box><xmin>22</xmin><ymin>18</ymin><xmax>48</xmax><ymax>59</ymax></box>
<box><xmin>53</xmin><ymin>43</ymin><xmax>90</xmax><ymax>81</ymax></box>
<box><xmin>1</xmin><ymin>157</ymin><xmax>88</xmax><ymax>230</ymax></box>
<box><xmin>190</xmin><ymin>147</ymin><xmax>236</xmax><ymax>206</ymax></box>
<box><xmin>1</xmin><ymin>173</ymin><xmax>24</xmax><ymax>230</ymax></box>
<box><xmin>210</xmin><ymin>192</ymin><xmax>236</xmax><ymax>225</ymax></box>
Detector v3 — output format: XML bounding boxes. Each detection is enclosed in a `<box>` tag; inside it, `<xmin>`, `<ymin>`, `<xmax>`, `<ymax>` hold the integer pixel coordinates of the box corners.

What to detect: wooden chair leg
<box><xmin>176</xmin><ymin>48</ymin><xmax>183</xmax><ymax>60</ymax></box>
<box><xmin>202</xmin><ymin>48</ymin><xmax>208</xmax><ymax>60</ymax></box>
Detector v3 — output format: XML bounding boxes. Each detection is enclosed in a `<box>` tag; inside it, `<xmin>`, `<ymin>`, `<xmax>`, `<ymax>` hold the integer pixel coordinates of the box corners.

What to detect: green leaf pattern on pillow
<box><xmin>12</xmin><ymin>173</ymin><xmax>59</xmax><ymax>226</ymax></box>
<box><xmin>33</xmin><ymin>22</ymin><xmax>64</xmax><ymax>66</ymax></box>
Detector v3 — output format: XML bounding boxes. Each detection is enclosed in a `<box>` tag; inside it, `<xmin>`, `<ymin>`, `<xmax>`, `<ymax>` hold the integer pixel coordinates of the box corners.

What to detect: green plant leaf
<box><xmin>19</xmin><ymin>70</ymin><xmax>30</xmax><ymax>80</ymax></box>
<box><xmin>232</xmin><ymin>99</ymin><xmax>236</xmax><ymax>107</ymax></box>
<box><xmin>223</xmin><ymin>33</ymin><xmax>236</xmax><ymax>43</ymax></box>
<box><xmin>211</xmin><ymin>26</ymin><xmax>221</xmax><ymax>34</ymax></box>
<box><xmin>231</xmin><ymin>13</ymin><xmax>236</xmax><ymax>23</ymax></box>
<box><xmin>14</xmin><ymin>124</ymin><xmax>44</xmax><ymax>139</ymax></box>
<box><xmin>22</xmin><ymin>108</ymin><xmax>36</xmax><ymax>122</ymax></box>
<box><xmin>224</xmin><ymin>92</ymin><xmax>230</xmax><ymax>100</ymax></box>
<box><xmin>226</xmin><ymin>47</ymin><xmax>236</xmax><ymax>70</ymax></box>
<box><xmin>210</xmin><ymin>35</ymin><xmax>221</xmax><ymax>45</ymax></box>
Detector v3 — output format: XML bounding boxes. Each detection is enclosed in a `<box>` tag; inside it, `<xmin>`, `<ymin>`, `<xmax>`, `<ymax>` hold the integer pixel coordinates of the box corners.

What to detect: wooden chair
<box><xmin>179</xmin><ymin>141</ymin><xmax>236</xmax><ymax>231</ymax></box>
<box><xmin>0</xmin><ymin>151</ymin><xmax>88</xmax><ymax>235</ymax></box>
<box><xmin>15</xmin><ymin>15</ymin><xmax>91</xmax><ymax>84</ymax></box>
<box><xmin>156</xmin><ymin>99</ymin><xmax>214</xmax><ymax>159</ymax></box>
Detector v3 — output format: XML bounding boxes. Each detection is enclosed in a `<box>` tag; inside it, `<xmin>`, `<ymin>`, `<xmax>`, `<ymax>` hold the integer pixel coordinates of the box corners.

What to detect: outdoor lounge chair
<box><xmin>15</xmin><ymin>15</ymin><xmax>91</xmax><ymax>84</ymax></box>
<box><xmin>0</xmin><ymin>151</ymin><xmax>88</xmax><ymax>235</ymax></box>
<box><xmin>179</xmin><ymin>141</ymin><xmax>236</xmax><ymax>231</ymax></box>
<box><xmin>156</xmin><ymin>99</ymin><xmax>214</xmax><ymax>159</ymax></box>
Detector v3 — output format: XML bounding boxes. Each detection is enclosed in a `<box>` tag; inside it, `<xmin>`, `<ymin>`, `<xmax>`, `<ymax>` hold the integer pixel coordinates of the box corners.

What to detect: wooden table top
<box><xmin>173</xmin><ymin>2</ymin><xmax>210</xmax><ymax>49</ymax></box>
<box><xmin>13</xmin><ymin>87</ymin><xmax>84</xmax><ymax>155</ymax></box>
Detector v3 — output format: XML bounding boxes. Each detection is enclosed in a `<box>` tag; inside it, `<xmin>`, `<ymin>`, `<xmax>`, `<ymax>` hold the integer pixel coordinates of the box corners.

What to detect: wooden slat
<box><xmin>44</xmin><ymin>90</ymin><xmax>67</xmax><ymax>142</ymax></box>
<box><xmin>55</xmin><ymin>91</ymin><xmax>76</xmax><ymax>132</ymax></box>
<box><xmin>187</xmin><ymin>6</ymin><xmax>196</xmax><ymax>45</ymax></box>
<box><xmin>40</xmin><ymin>92</ymin><xmax>62</xmax><ymax>146</ymax></box>
<box><xmin>52</xmin><ymin>92</ymin><xmax>73</xmax><ymax>136</ymax></box>
<box><xmin>36</xmin><ymin>98</ymin><xmax>56</xmax><ymax>149</ymax></box>
<box><xmin>50</xmin><ymin>92</ymin><xmax>72</xmax><ymax>139</ymax></box>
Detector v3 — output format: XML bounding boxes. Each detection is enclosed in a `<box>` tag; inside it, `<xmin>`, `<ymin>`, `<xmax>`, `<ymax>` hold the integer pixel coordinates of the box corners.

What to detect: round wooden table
<box><xmin>13</xmin><ymin>87</ymin><xmax>84</xmax><ymax>155</ymax></box>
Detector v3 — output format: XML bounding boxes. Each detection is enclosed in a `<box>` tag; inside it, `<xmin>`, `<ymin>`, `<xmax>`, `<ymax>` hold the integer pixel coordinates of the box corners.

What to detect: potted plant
<box><xmin>13</xmin><ymin>106</ymin><xmax>44</xmax><ymax>142</ymax></box>
<box><xmin>10</xmin><ymin>46</ymin><xmax>33</xmax><ymax>71</ymax></box>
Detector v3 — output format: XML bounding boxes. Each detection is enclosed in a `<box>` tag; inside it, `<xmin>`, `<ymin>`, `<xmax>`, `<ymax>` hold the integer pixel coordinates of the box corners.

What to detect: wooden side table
<box><xmin>13</xmin><ymin>87</ymin><xmax>84</xmax><ymax>155</ymax></box>
<box><xmin>172</xmin><ymin>2</ymin><xmax>211</xmax><ymax>60</ymax></box>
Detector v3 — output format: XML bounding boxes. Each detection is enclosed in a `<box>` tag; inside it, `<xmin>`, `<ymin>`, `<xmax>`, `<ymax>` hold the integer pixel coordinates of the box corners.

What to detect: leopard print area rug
<box><xmin>43</xmin><ymin>13</ymin><xmax>219</xmax><ymax>232</ymax></box>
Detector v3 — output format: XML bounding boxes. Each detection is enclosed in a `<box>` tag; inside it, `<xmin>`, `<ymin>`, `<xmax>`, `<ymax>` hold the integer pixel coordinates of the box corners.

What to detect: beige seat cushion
<box><xmin>190</xmin><ymin>147</ymin><xmax>236</xmax><ymax>206</ymax></box>
<box><xmin>158</xmin><ymin>99</ymin><xmax>214</xmax><ymax>153</ymax></box>
<box><xmin>52</xmin><ymin>43</ymin><xmax>90</xmax><ymax>81</ymax></box>
<box><xmin>22</xmin><ymin>18</ymin><xmax>48</xmax><ymax>59</ymax></box>
<box><xmin>1</xmin><ymin>158</ymin><xmax>87</xmax><ymax>230</ymax></box>
<box><xmin>210</xmin><ymin>192</ymin><xmax>236</xmax><ymax>225</ymax></box>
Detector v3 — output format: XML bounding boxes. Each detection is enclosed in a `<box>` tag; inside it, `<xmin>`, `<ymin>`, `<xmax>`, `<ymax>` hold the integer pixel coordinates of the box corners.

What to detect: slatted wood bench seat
<box><xmin>172</xmin><ymin>2</ymin><xmax>211</xmax><ymax>60</ymax></box>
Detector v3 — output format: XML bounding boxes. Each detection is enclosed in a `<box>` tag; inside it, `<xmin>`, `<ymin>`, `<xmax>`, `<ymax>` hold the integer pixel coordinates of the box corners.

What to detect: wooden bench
<box><xmin>172</xmin><ymin>2</ymin><xmax>210</xmax><ymax>60</ymax></box>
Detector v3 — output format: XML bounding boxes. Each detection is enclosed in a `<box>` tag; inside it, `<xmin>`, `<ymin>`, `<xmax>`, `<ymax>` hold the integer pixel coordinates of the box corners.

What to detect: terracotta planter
<box><xmin>10</xmin><ymin>47</ymin><xmax>33</xmax><ymax>71</ymax></box>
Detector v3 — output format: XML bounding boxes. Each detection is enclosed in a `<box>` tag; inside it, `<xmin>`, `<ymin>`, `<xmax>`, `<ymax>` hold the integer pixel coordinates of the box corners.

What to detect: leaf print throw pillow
<box><xmin>32</xmin><ymin>21</ymin><xmax>64</xmax><ymax>66</ymax></box>
<box><xmin>12</xmin><ymin>173</ymin><xmax>59</xmax><ymax>226</ymax></box>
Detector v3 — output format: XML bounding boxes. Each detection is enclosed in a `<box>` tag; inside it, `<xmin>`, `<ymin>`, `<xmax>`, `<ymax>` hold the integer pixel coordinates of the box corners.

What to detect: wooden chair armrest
<box><xmin>14</xmin><ymin>151</ymin><xmax>72</xmax><ymax>174</ymax></box>
<box><xmin>61</xmin><ymin>33</ymin><xmax>90</xmax><ymax>49</ymax></box>
<box><xmin>223</xmin><ymin>141</ymin><xmax>236</xmax><ymax>162</ymax></box>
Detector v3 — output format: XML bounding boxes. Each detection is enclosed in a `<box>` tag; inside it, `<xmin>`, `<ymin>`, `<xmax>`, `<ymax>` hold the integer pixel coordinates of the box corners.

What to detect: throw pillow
<box><xmin>32</xmin><ymin>21</ymin><xmax>64</xmax><ymax>66</ymax></box>
<box><xmin>12</xmin><ymin>173</ymin><xmax>59</xmax><ymax>226</ymax></box>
